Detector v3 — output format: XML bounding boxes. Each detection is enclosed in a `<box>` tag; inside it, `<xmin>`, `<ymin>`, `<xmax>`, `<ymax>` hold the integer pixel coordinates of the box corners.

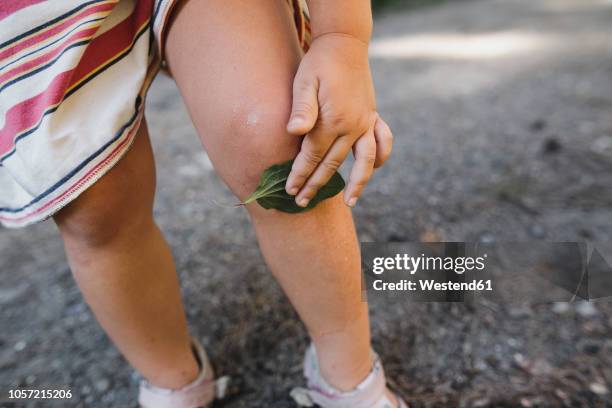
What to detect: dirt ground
<box><xmin>2</xmin><ymin>0</ymin><xmax>612</xmax><ymax>407</ymax></box>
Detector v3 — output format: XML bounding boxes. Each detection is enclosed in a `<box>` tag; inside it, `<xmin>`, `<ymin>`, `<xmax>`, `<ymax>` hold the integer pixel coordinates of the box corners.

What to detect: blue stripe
<box><xmin>0</xmin><ymin>39</ymin><xmax>92</xmax><ymax>95</ymax></box>
<box><xmin>152</xmin><ymin>0</ymin><xmax>163</xmax><ymax>25</ymax></box>
<box><xmin>0</xmin><ymin>22</ymin><xmax>150</xmax><ymax>164</ymax></box>
<box><xmin>0</xmin><ymin>96</ymin><xmax>143</xmax><ymax>213</ymax></box>
<box><xmin>0</xmin><ymin>0</ymin><xmax>107</xmax><ymax>50</ymax></box>
<box><xmin>148</xmin><ymin>0</ymin><xmax>163</xmax><ymax>57</ymax></box>
<box><xmin>0</xmin><ymin>16</ymin><xmax>106</xmax><ymax>73</ymax></box>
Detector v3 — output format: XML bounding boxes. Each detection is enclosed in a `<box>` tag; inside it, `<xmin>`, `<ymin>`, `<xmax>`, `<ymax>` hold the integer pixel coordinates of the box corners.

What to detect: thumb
<box><xmin>287</xmin><ymin>76</ymin><xmax>319</xmax><ymax>135</ymax></box>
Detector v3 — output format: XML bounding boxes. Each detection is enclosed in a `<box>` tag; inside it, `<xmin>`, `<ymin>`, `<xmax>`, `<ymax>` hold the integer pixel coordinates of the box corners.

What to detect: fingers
<box><xmin>344</xmin><ymin>132</ymin><xmax>377</xmax><ymax>207</ymax></box>
<box><xmin>295</xmin><ymin>137</ymin><xmax>352</xmax><ymax>207</ymax></box>
<box><xmin>286</xmin><ymin>111</ymin><xmax>391</xmax><ymax>207</ymax></box>
<box><xmin>285</xmin><ymin>76</ymin><xmax>326</xmax><ymax>195</ymax></box>
<box><xmin>285</xmin><ymin>127</ymin><xmax>335</xmax><ymax>195</ymax></box>
<box><xmin>287</xmin><ymin>76</ymin><xmax>319</xmax><ymax>136</ymax></box>
<box><xmin>373</xmin><ymin>115</ymin><xmax>393</xmax><ymax>168</ymax></box>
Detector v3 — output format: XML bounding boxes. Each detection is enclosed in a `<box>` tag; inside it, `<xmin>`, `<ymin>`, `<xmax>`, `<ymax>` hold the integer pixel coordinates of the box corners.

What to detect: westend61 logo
<box><xmin>372</xmin><ymin>253</ymin><xmax>488</xmax><ymax>275</ymax></box>
<box><xmin>362</xmin><ymin>242</ymin><xmax>612</xmax><ymax>302</ymax></box>
<box><xmin>367</xmin><ymin>251</ymin><xmax>493</xmax><ymax>295</ymax></box>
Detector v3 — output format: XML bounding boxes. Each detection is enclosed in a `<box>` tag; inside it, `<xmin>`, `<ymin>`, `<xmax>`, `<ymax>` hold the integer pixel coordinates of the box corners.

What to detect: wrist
<box><xmin>311</xmin><ymin>30</ymin><xmax>371</xmax><ymax>48</ymax></box>
<box><xmin>305</xmin><ymin>0</ymin><xmax>373</xmax><ymax>47</ymax></box>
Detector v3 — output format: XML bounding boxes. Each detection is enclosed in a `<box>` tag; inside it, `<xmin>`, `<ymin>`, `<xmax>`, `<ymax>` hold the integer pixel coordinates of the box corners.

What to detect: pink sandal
<box><xmin>138</xmin><ymin>338</ymin><xmax>229</xmax><ymax>408</ymax></box>
<box><xmin>291</xmin><ymin>344</ymin><xmax>409</xmax><ymax>408</ymax></box>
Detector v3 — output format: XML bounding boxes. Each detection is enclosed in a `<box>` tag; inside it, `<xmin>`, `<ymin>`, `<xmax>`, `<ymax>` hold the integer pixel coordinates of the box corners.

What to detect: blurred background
<box><xmin>2</xmin><ymin>0</ymin><xmax>612</xmax><ymax>406</ymax></box>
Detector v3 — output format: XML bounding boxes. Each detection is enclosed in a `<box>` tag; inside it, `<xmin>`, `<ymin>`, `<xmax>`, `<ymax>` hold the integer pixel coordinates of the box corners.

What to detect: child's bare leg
<box><xmin>53</xmin><ymin>122</ymin><xmax>199</xmax><ymax>389</ymax></box>
<box><xmin>166</xmin><ymin>0</ymin><xmax>374</xmax><ymax>390</ymax></box>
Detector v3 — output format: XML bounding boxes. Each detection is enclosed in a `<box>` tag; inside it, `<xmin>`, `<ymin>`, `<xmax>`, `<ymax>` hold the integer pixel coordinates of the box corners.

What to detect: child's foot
<box><xmin>291</xmin><ymin>344</ymin><xmax>408</xmax><ymax>408</ymax></box>
<box><xmin>138</xmin><ymin>338</ymin><xmax>228</xmax><ymax>408</ymax></box>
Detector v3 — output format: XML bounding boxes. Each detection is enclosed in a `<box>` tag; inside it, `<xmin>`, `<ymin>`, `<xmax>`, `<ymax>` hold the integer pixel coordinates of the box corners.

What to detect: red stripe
<box><xmin>0</xmin><ymin>0</ymin><xmax>152</xmax><ymax>156</ymax></box>
<box><xmin>67</xmin><ymin>0</ymin><xmax>152</xmax><ymax>89</ymax></box>
<box><xmin>0</xmin><ymin>0</ymin><xmax>154</xmax><ymax>222</ymax></box>
<box><xmin>0</xmin><ymin>2</ymin><xmax>116</xmax><ymax>61</ymax></box>
<box><xmin>0</xmin><ymin>70</ymin><xmax>73</xmax><ymax>155</ymax></box>
<box><xmin>0</xmin><ymin>0</ymin><xmax>46</xmax><ymax>21</ymax></box>
<box><xmin>0</xmin><ymin>26</ymin><xmax>98</xmax><ymax>85</ymax></box>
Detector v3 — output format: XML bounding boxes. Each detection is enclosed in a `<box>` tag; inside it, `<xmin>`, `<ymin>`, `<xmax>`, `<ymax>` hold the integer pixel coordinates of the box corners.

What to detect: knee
<box><xmin>54</xmin><ymin>126</ymin><xmax>157</xmax><ymax>248</ymax></box>
<box><xmin>222</xmin><ymin>99</ymin><xmax>300</xmax><ymax>199</ymax></box>
<box><xmin>54</xmin><ymin>189</ymin><xmax>154</xmax><ymax>249</ymax></box>
<box><xmin>54</xmin><ymin>161</ymin><xmax>156</xmax><ymax>249</ymax></box>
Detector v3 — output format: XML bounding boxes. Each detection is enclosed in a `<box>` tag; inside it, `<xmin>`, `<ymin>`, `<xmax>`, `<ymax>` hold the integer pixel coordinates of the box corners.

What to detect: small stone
<box><xmin>582</xmin><ymin>342</ymin><xmax>600</xmax><ymax>355</ymax></box>
<box><xmin>95</xmin><ymin>379</ymin><xmax>110</xmax><ymax>392</ymax></box>
<box><xmin>575</xmin><ymin>301</ymin><xmax>598</xmax><ymax>318</ymax></box>
<box><xmin>542</xmin><ymin>137</ymin><xmax>562</xmax><ymax>154</ymax></box>
<box><xmin>178</xmin><ymin>163</ymin><xmax>202</xmax><ymax>178</ymax></box>
<box><xmin>529</xmin><ymin>119</ymin><xmax>547</xmax><ymax>132</ymax></box>
<box><xmin>82</xmin><ymin>385</ymin><xmax>91</xmax><ymax>395</ymax></box>
<box><xmin>0</xmin><ymin>284</ymin><xmax>28</xmax><ymax>303</ymax></box>
<box><xmin>451</xmin><ymin>374</ymin><xmax>467</xmax><ymax>388</ymax></box>
<box><xmin>589</xmin><ymin>382</ymin><xmax>609</xmax><ymax>395</ymax></box>
<box><xmin>14</xmin><ymin>341</ymin><xmax>26</xmax><ymax>351</ymax></box>
<box><xmin>474</xmin><ymin>359</ymin><xmax>487</xmax><ymax>372</ymax></box>
<box><xmin>479</xmin><ymin>231</ymin><xmax>495</xmax><ymax>243</ymax></box>
<box><xmin>552</xmin><ymin>302</ymin><xmax>570</xmax><ymax>314</ymax></box>
<box><xmin>507</xmin><ymin>337</ymin><xmax>519</xmax><ymax>347</ymax></box>
<box><xmin>555</xmin><ymin>389</ymin><xmax>568</xmax><ymax>401</ymax></box>
<box><xmin>462</xmin><ymin>342</ymin><xmax>472</xmax><ymax>355</ymax></box>
<box><xmin>591</xmin><ymin>135</ymin><xmax>612</xmax><ymax>153</ymax></box>
<box><xmin>523</xmin><ymin>397</ymin><xmax>544</xmax><ymax>406</ymax></box>
<box><xmin>360</xmin><ymin>233</ymin><xmax>375</xmax><ymax>242</ymax></box>
<box><xmin>25</xmin><ymin>375</ymin><xmax>36</xmax><ymax>385</ymax></box>
<box><xmin>290</xmin><ymin>388</ymin><xmax>314</xmax><ymax>406</ymax></box>
<box><xmin>472</xmin><ymin>398</ymin><xmax>490</xmax><ymax>407</ymax></box>
<box><xmin>513</xmin><ymin>353</ymin><xmax>528</xmax><ymax>369</ymax></box>
<box><xmin>485</xmin><ymin>355</ymin><xmax>499</xmax><ymax>368</ymax></box>
<box><xmin>528</xmin><ymin>225</ymin><xmax>545</xmax><ymax>238</ymax></box>
<box><xmin>529</xmin><ymin>359</ymin><xmax>553</xmax><ymax>376</ymax></box>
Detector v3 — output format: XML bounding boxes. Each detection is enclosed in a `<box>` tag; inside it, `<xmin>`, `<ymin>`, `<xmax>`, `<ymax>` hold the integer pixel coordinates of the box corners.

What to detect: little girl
<box><xmin>0</xmin><ymin>0</ymin><xmax>404</xmax><ymax>406</ymax></box>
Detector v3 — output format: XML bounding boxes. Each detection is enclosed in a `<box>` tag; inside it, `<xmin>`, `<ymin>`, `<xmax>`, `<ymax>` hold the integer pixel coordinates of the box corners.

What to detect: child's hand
<box><xmin>285</xmin><ymin>34</ymin><xmax>393</xmax><ymax>208</ymax></box>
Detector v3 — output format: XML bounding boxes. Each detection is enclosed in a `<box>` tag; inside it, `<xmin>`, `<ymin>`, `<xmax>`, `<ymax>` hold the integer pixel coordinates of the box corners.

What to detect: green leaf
<box><xmin>240</xmin><ymin>160</ymin><xmax>345</xmax><ymax>213</ymax></box>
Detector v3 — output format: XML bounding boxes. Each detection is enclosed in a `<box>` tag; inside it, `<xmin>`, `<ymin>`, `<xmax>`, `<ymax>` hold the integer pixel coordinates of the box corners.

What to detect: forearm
<box><xmin>305</xmin><ymin>0</ymin><xmax>373</xmax><ymax>43</ymax></box>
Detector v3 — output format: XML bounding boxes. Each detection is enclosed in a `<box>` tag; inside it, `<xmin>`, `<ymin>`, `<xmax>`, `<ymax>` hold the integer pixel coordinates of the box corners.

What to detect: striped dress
<box><xmin>0</xmin><ymin>0</ymin><xmax>310</xmax><ymax>228</ymax></box>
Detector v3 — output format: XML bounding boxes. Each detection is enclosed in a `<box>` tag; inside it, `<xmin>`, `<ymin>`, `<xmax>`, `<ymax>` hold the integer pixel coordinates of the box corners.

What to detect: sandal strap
<box><xmin>291</xmin><ymin>388</ymin><xmax>407</xmax><ymax>408</ymax></box>
<box><xmin>291</xmin><ymin>344</ymin><xmax>389</xmax><ymax>408</ymax></box>
<box><xmin>138</xmin><ymin>338</ymin><xmax>229</xmax><ymax>408</ymax></box>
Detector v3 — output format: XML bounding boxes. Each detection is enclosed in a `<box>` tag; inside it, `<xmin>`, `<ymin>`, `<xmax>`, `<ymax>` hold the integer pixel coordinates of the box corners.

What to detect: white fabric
<box><xmin>291</xmin><ymin>344</ymin><xmax>408</xmax><ymax>408</ymax></box>
<box><xmin>138</xmin><ymin>338</ymin><xmax>229</xmax><ymax>408</ymax></box>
